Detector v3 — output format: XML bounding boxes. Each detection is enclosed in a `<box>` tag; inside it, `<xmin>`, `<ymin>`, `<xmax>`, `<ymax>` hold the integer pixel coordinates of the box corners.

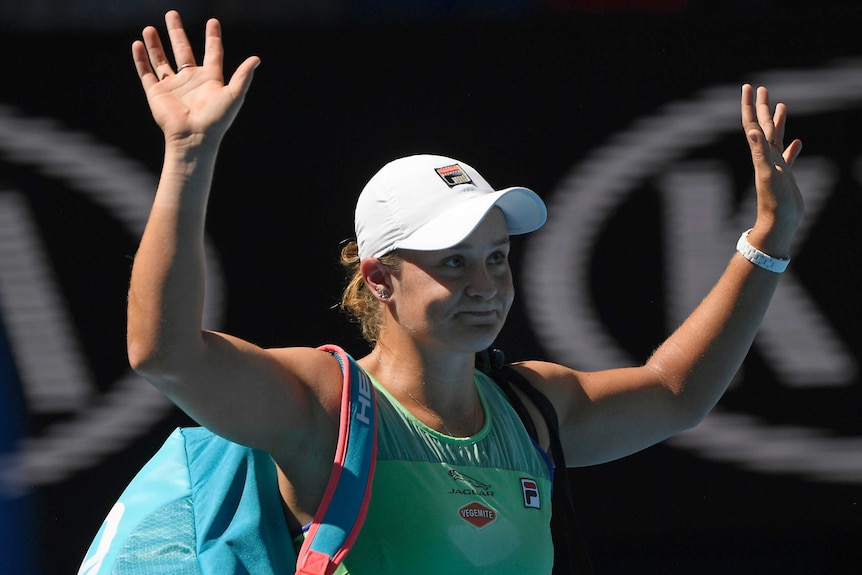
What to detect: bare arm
<box><xmin>126</xmin><ymin>12</ymin><xmax>341</xmax><ymax>459</ymax></box>
<box><xmin>524</xmin><ymin>84</ymin><xmax>805</xmax><ymax>466</ymax></box>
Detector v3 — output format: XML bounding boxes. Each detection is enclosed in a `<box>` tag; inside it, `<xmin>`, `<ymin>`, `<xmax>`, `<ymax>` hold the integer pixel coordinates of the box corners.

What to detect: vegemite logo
<box><xmin>458</xmin><ymin>502</ymin><xmax>497</xmax><ymax>528</ymax></box>
<box><xmin>521</xmin><ymin>478</ymin><xmax>541</xmax><ymax>509</ymax></box>
<box><xmin>435</xmin><ymin>164</ymin><xmax>474</xmax><ymax>188</ymax></box>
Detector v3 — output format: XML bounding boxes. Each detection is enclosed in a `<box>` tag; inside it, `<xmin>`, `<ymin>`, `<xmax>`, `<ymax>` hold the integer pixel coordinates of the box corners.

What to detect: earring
<box><xmin>376</xmin><ymin>288</ymin><xmax>390</xmax><ymax>300</ymax></box>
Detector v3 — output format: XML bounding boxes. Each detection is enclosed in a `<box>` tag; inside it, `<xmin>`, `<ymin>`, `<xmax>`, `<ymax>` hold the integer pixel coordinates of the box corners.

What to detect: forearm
<box><xmin>126</xmin><ymin>140</ymin><xmax>219</xmax><ymax>375</ymax></box>
<box><xmin>645</xmin><ymin>229</ymin><xmax>787</xmax><ymax>421</ymax></box>
<box><xmin>646</xmin><ymin>81</ymin><xmax>804</xmax><ymax>422</ymax></box>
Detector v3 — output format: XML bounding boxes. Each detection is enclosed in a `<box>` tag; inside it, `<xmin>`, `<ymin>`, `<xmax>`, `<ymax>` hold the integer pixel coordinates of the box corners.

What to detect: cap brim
<box><xmin>388</xmin><ymin>186</ymin><xmax>546</xmax><ymax>254</ymax></box>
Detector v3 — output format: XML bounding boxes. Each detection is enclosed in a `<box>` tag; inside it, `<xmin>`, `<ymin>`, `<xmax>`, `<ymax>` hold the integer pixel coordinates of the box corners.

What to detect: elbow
<box><xmin>673</xmin><ymin>400</ymin><xmax>713</xmax><ymax>432</ymax></box>
<box><xmin>127</xmin><ymin>300</ymin><xmax>163</xmax><ymax>375</ymax></box>
<box><xmin>126</xmin><ymin>330</ymin><xmax>193</xmax><ymax>385</ymax></box>
<box><xmin>646</xmin><ymin>360</ymin><xmax>716</xmax><ymax>432</ymax></box>
<box><xmin>126</xmin><ymin>333</ymin><xmax>170</xmax><ymax>381</ymax></box>
<box><xmin>127</xmin><ymin>305</ymin><xmax>203</xmax><ymax>380</ymax></box>
<box><xmin>126</xmin><ymin>336</ymin><xmax>156</xmax><ymax>375</ymax></box>
<box><xmin>663</xmin><ymin>382</ymin><xmax>720</xmax><ymax>433</ymax></box>
<box><xmin>126</xmin><ymin>317</ymin><xmax>163</xmax><ymax>372</ymax></box>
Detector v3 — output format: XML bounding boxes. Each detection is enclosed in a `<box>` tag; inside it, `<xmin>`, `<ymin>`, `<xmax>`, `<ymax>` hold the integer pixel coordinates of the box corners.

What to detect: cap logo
<box><xmin>435</xmin><ymin>164</ymin><xmax>474</xmax><ymax>188</ymax></box>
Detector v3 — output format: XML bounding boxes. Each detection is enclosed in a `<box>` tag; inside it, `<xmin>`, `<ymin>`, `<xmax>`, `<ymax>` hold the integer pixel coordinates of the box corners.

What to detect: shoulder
<box><xmin>266</xmin><ymin>346</ymin><xmax>347</xmax><ymax>416</ymax></box>
<box><xmin>508</xmin><ymin>360</ymin><xmax>585</xmax><ymax>412</ymax></box>
<box><xmin>489</xmin><ymin>360</ymin><xmax>581</xmax><ymax>453</ymax></box>
<box><xmin>505</xmin><ymin>360</ymin><xmax>593</xmax><ymax>440</ymax></box>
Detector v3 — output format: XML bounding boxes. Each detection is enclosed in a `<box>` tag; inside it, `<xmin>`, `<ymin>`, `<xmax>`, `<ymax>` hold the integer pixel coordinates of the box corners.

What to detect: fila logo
<box><xmin>435</xmin><ymin>164</ymin><xmax>473</xmax><ymax>187</ymax></box>
<box><xmin>521</xmin><ymin>478</ymin><xmax>541</xmax><ymax>509</ymax></box>
<box><xmin>458</xmin><ymin>502</ymin><xmax>497</xmax><ymax>528</ymax></box>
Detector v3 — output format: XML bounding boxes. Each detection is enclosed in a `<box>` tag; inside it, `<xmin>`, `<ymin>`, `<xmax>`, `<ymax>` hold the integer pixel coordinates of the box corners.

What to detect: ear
<box><xmin>360</xmin><ymin>258</ymin><xmax>392</xmax><ymax>301</ymax></box>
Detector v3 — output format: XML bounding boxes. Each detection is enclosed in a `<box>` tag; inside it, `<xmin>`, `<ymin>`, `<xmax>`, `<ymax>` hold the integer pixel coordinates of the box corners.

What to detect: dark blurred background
<box><xmin>1</xmin><ymin>1</ymin><xmax>860</xmax><ymax>573</ymax></box>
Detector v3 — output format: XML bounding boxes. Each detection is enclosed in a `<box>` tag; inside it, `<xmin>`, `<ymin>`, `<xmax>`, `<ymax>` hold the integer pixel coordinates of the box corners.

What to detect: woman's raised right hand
<box><xmin>131</xmin><ymin>10</ymin><xmax>260</xmax><ymax>147</ymax></box>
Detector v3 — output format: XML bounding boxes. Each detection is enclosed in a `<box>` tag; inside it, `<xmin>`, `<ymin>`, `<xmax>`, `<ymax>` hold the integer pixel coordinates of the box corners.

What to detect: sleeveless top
<box><xmin>298</xmin><ymin>369</ymin><xmax>555</xmax><ymax>574</ymax></box>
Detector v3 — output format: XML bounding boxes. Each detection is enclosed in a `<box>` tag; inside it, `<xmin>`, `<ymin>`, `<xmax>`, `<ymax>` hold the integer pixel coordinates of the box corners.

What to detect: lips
<box><xmin>455</xmin><ymin>310</ymin><xmax>500</xmax><ymax>323</ymax></box>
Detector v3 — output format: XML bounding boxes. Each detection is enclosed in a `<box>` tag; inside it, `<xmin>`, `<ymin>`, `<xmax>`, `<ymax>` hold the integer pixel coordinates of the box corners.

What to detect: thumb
<box><xmin>227</xmin><ymin>56</ymin><xmax>261</xmax><ymax>101</ymax></box>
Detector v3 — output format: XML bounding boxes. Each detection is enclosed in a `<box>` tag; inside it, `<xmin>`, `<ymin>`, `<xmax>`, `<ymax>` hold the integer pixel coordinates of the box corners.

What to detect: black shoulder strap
<box><xmin>476</xmin><ymin>349</ymin><xmax>594</xmax><ymax>575</ymax></box>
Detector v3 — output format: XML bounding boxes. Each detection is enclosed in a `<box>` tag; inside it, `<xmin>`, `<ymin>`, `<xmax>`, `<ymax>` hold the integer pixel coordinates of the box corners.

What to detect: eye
<box><xmin>488</xmin><ymin>251</ymin><xmax>508</xmax><ymax>266</ymax></box>
<box><xmin>441</xmin><ymin>255</ymin><xmax>466</xmax><ymax>268</ymax></box>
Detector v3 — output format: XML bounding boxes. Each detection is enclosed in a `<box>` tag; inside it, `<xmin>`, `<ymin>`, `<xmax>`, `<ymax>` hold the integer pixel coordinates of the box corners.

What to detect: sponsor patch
<box><xmin>521</xmin><ymin>477</ymin><xmax>541</xmax><ymax>509</ymax></box>
<box><xmin>435</xmin><ymin>164</ymin><xmax>474</xmax><ymax>187</ymax></box>
<box><xmin>449</xmin><ymin>469</ymin><xmax>491</xmax><ymax>491</ymax></box>
<box><xmin>448</xmin><ymin>469</ymin><xmax>494</xmax><ymax>496</ymax></box>
<box><xmin>458</xmin><ymin>502</ymin><xmax>497</xmax><ymax>528</ymax></box>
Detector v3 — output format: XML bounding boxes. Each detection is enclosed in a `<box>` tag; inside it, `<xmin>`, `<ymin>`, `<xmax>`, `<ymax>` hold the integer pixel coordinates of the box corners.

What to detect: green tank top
<box><xmin>299</xmin><ymin>369</ymin><xmax>555</xmax><ymax>574</ymax></box>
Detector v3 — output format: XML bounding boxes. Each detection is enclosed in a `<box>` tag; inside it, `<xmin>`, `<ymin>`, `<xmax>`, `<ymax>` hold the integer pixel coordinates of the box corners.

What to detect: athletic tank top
<box><xmin>298</xmin><ymin>369</ymin><xmax>555</xmax><ymax>574</ymax></box>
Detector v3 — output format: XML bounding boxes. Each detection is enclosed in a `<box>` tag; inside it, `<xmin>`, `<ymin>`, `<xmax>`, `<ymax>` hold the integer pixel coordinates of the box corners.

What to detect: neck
<box><xmin>362</xmin><ymin>339</ymin><xmax>482</xmax><ymax>437</ymax></box>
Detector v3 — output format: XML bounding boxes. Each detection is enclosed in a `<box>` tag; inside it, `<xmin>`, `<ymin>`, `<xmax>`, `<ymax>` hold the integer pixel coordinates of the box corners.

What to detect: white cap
<box><xmin>355</xmin><ymin>154</ymin><xmax>547</xmax><ymax>259</ymax></box>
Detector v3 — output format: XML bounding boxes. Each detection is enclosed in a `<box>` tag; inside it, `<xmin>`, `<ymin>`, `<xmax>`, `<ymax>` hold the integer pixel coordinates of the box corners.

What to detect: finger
<box><xmin>131</xmin><ymin>40</ymin><xmax>159</xmax><ymax>90</ymax></box>
<box><xmin>772</xmin><ymin>102</ymin><xmax>788</xmax><ymax>148</ymax></box>
<box><xmin>755</xmin><ymin>86</ymin><xmax>777</xmax><ymax>142</ymax></box>
<box><xmin>141</xmin><ymin>24</ymin><xmax>175</xmax><ymax>81</ymax></box>
<box><xmin>165</xmin><ymin>10</ymin><xmax>197</xmax><ymax>71</ymax></box>
<box><xmin>746</xmin><ymin>128</ymin><xmax>771</xmax><ymax>172</ymax></box>
<box><xmin>740</xmin><ymin>84</ymin><xmax>760</xmax><ymax>135</ymax></box>
<box><xmin>202</xmin><ymin>18</ymin><xmax>225</xmax><ymax>82</ymax></box>
<box><xmin>783</xmin><ymin>138</ymin><xmax>803</xmax><ymax>167</ymax></box>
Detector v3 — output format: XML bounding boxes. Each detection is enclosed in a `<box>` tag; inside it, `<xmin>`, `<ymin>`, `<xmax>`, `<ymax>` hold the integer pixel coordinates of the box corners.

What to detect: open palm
<box><xmin>741</xmin><ymin>84</ymin><xmax>805</xmax><ymax>235</ymax></box>
<box><xmin>131</xmin><ymin>11</ymin><xmax>260</xmax><ymax>146</ymax></box>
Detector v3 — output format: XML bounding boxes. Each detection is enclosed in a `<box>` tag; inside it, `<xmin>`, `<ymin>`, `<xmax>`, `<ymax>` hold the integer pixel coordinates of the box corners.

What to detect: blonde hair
<box><xmin>339</xmin><ymin>241</ymin><xmax>401</xmax><ymax>343</ymax></box>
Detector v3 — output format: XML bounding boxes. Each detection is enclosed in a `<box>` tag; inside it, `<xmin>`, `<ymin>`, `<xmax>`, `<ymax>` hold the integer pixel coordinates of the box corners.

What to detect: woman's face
<box><xmin>387</xmin><ymin>208</ymin><xmax>514</xmax><ymax>352</ymax></box>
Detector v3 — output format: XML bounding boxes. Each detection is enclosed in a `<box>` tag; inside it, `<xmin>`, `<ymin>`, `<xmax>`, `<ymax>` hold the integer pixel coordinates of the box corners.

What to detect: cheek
<box><xmin>397</xmin><ymin>279</ymin><xmax>452</xmax><ymax>319</ymax></box>
<box><xmin>497</xmin><ymin>265</ymin><xmax>514</xmax><ymax>294</ymax></box>
<box><xmin>501</xmin><ymin>276</ymin><xmax>515</xmax><ymax>311</ymax></box>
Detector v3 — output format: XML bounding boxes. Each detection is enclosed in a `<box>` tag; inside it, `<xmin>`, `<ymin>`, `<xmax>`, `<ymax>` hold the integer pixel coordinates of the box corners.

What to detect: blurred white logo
<box><xmin>525</xmin><ymin>60</ymin><xmax>862</xmax><ymax>484</ymax></box>
<box><xmin>0</xmin><ymin>107</ymin><xmax>226</xmax><ymax>494</ymax></box>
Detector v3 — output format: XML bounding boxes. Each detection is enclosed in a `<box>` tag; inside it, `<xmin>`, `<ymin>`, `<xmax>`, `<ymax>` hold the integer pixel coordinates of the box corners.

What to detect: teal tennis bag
<box><xmin>78</xmin><ymin>345</ymin><xmax>377</xmax><ymax>575</ymax></box>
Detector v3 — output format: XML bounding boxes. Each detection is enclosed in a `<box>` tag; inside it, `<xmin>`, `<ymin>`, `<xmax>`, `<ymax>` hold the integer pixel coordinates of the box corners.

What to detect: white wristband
<box><xmin>736</xmin><ymin>229</ymin><xmax>790</xmax><ymax>273</ymax></box>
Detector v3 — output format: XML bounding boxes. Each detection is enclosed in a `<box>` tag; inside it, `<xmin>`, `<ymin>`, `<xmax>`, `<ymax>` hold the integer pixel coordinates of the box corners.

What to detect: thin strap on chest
<box><xmin>476</xmin><ymin>348</ymin><xmax>595</xmax><ymax>575</ymax></box>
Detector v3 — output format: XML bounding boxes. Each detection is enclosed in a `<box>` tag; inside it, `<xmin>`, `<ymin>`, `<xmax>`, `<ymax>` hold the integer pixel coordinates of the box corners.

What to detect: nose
<box><xmin>465</xmin><ymin>264</ymin><xmax>497</xmax><ymax>300</ymax></box>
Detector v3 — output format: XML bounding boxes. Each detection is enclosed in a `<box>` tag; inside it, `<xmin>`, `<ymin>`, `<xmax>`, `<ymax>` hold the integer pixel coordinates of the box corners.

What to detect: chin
<box><xmin>449</xmin><ymin>326</ymin><xmax>502</xmax><ymax>353</ymax></box>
